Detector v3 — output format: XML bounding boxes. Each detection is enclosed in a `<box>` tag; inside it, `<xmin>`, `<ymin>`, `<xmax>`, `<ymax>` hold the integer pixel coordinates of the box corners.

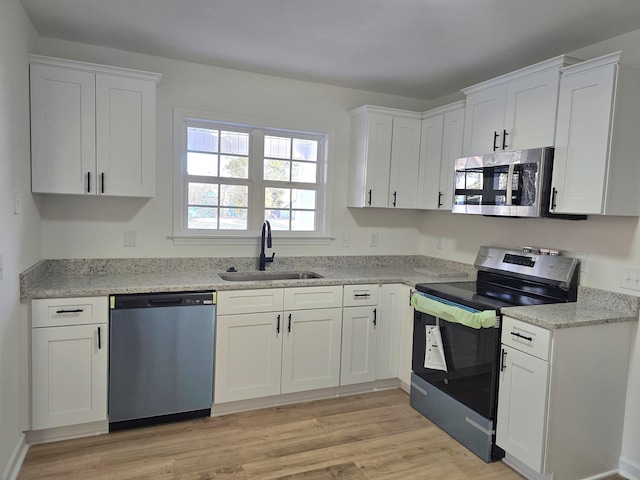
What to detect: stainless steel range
<box><xmin>410</xmin><ymin>246</ymin><xmax>580</xmax><ymax>462</ymax></box>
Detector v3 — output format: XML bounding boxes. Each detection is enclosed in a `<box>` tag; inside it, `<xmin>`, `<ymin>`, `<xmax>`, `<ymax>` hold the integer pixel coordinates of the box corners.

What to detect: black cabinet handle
<box><xmin>510</xmin><ymin>331</ymin><xmax>533</xmax><ymax>342</ymax></box>
<box><xmin>551</xmin><ymin>187</ymin><xmax>558</xmax><ymax>210</ymax></box>
<box><xmin>98</xmin><ymin>326</ymin><xmax>102</xmax><ymax>350</ymax></box>
<box><xmin>392</xmin><ymin>191</ymin><xmax>397</xmax><ymax>207</ymax></box>
<box><xmin>56</xmin><ymin>309</ymin><xmax>83</xmax><ymax>314</ymax></box>
<box><xmin>276</xmin><ymin>314</ymin><xmax>281</xmax><ymax>334</ymax></box>
<box><xmin>87</xmin><ymin>171</ymin><xmax>91</xmax><ymax>193</ymax></box>
<box><xmin>438</xmin><ymin>191</ymin><xmax>443</xmax><ymax>208</ymax></box>
<box><xmin>500</xmin><ymin>349</ymin><xmax>507</xmax><ymax>371</ymax></box>
<box><xmin>373</xmin><ymin>308</ymin><xmax>377</xmax><ymax>327</ymax></box>
<box><xmin>493</xmin><ymin>131</ymin><xmax>499</xmax><ymax>151</ymax></box>
<box><xmin>368</xmin><ymin>189</ymin><xmax>372</xmax><ymax>206</ymax></box>
<box><xmin>101</xmin><ymin>173</ymin><xmax>105</xmax><ymax>194</ymax></box>
<box><xmin>354</xmin><ymin>293</ymin><xmax>371</xmax><ymax>298</ymax></box>
<box><xmin>288</xmin><ymin>314</ymin><xmax>292</xmax><ymax>333</ymax></box>
<box><xmin>502</xmin><ymin>129</ymin><xmax>508</xmax><ymax>150</ymax></box>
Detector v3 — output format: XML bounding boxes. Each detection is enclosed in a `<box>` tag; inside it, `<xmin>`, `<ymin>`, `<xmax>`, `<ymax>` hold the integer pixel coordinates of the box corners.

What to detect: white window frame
<box><xmin>172</xmin><ymin>107</ymin><xmax>334</xmax><ymax>244</ymax></box>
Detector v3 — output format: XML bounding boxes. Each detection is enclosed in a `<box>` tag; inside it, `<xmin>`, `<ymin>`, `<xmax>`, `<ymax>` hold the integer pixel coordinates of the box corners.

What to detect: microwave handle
<box><xmin>506</xmin><ymin>164</ymin><xmax>515</xmax><ymax>205</ymax></box>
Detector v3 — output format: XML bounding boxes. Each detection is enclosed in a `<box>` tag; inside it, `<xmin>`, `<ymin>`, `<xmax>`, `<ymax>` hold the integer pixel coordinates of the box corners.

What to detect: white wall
<box><xmin>421</xmin><ymin>29</ymin><xmax>640</xmax><ymax>478</ymax></box>
<box><xmin>0</xmin><ymin>0</ymin><xmax>40</xmax><ymax>476</ymax></box>
<box><xmin>33</xmin><ymin>38</ymin><xmax>431</xmax><ymax>259</ymax></box>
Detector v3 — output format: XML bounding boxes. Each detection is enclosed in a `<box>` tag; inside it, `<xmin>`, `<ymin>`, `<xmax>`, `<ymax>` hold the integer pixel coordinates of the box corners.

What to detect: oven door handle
<box><xmin>505</xmin><ymin>163</ymin><xmax>515</xmax><ymax>206</ymax></box>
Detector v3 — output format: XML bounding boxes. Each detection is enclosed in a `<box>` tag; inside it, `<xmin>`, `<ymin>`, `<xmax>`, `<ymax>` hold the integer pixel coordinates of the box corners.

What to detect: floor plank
<box><xmin>16</xmin><ymin>389</ymin><xmax>625</xmax><ymax>479</ymax></box>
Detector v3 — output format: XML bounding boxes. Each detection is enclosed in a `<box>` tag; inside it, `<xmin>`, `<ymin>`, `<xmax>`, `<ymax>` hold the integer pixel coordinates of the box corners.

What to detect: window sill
<box><xmin>169</xmin><ymin>234</ymin><xmax>335</xmax><ymax>246</ymax></box>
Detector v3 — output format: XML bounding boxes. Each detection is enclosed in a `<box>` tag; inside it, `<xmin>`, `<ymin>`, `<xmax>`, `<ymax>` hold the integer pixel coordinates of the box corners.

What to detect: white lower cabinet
<box><xmin>31</xmin><ymin>297</ymin><xmax>108</xmax><ymax>430</ymax></box>
<box><xmin>496</xmin><ymin>315</ymin><xmax>633</xmax><ymax>480</ymax></box>
<box><xmin>340</xmin><ymin>284</ymin><xmax>404</xmax><ymax>386</ymax></box>
<box><xmin>215</xmin><ymin>286</ymin><xmax>343</xmax><ymax>403</ymax></box>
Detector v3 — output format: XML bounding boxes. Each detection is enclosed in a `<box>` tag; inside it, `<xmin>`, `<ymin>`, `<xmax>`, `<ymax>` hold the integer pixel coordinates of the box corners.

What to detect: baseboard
<box><xmin>211</xmin><ymin>378</ymin><xmax>401</xmax><ymax>416</ymax></box>
<box><xmin>2</xmin><ymin>433</ymin><xmax>28</xmax><ymax>480</ymax></box>
<box><xmin>620</xmin><ymin>455</ymin><xmax>640</xmax><ymax>480</ymax></box>
<box><xmin>502</xmin><ymin>454</ymin><xmax>552</xmax><ymax>480</ymax></box>
<box><xmin>26</xmin><ymin>421</ymin><xmax>108</xmax><ymax>445</ymax></box>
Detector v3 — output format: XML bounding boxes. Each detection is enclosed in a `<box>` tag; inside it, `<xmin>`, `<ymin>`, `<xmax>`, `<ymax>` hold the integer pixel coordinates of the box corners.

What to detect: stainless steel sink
<box><xmin>218</xmin><ymin>271</ymin><xmax>323</xmax><ymax>282</ymax></box>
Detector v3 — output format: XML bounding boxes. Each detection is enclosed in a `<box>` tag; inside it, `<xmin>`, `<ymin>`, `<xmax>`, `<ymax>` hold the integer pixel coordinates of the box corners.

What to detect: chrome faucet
<box><xmin>259</xmin><ymin>220</ymin><xmax>275</xmax><ymax>270</ymax></box>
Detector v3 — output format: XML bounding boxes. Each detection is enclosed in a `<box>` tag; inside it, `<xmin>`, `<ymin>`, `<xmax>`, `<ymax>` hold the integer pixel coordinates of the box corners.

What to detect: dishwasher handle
<box><xmin>148</xmin><ymin>297</ymin><xmax>184</xmax><ymax>307</ymax></box>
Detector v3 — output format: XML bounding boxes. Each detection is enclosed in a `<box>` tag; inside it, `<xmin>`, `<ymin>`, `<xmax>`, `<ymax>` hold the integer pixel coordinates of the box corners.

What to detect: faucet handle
<box><xmin>268</xmin><ymin>252</ymin><xmax>275</xmax><ymax>263</ymax></box>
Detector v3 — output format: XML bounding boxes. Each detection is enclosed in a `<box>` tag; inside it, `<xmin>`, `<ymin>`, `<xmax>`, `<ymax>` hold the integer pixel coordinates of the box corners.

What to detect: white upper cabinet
<box><xmin>417</xmin><ymin>102</ymin><xmax>465</xmax><ymax>210</ymax></box>
<box><xmin>462</xmin><ymin>55</ymin><xmax>575</xmax><ymax>157</ymax></box>
<box><xmin>348</xmin><ymin>106</ymin><xmax>422</xmax><ymax>208</ymax></box>
<box><xmin>551</xmin><ymin>52</ymin><xmax>640</xmax><ymax>216</ymax></box>
<box><xmin>29</xmin><ymin>55</ymin><xmax>161</xmax><ymax>197</ymax></box>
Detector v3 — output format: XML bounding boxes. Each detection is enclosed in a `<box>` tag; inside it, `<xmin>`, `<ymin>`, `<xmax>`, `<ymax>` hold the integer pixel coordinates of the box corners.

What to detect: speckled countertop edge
<box><xmin>503</xmin><ymin>286</ymin><xmax>639</xmax><ymax>329</ymax></box>
<box><xmin>21</xmin><ymin>256</ymin><xmax>639</xmax><ymax>329</ymax></box>
<box><xmin>20</xmin><ymin>256</ymin><xmax>476</xmax><ymax>299</ymax></box>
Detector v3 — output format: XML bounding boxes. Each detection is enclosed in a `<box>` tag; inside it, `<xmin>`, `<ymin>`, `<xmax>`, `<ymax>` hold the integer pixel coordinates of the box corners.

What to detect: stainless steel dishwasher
<box><xmin>108</xmin><ymin>291</ymin><xmax>215</xmax><ymax>431</ymax></box>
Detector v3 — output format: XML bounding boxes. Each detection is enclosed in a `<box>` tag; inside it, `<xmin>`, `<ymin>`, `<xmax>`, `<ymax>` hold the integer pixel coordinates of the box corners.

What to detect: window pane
<box><xmin>292</xmin><ymin>139</ymin><xmax>317</xmax><ymax>161</ymax></box>
<box><xmin>264</xmin><ymin>159</ymin><xmax>290</xmax><ymax>181</ymax></box>
<box><xmin>265</xmin><ymin>136</ymin><xmax>291</xmax><ymax>159</ymax></box>
<box><xmin>220</xmin><ymin>131</ymin><xmax>249</xmax><ymax>155</ymax></box>
<box><xmin>265</xmin><ymin>187</ymin><xmax>290</xmax><ymax>208</ymax></box>
<box><xmin>291</xmin><ymin>189</ymin><xmax>316</xmax><ymax>209</ymax></box>
<box><xmin>188</xmin><ymin>127</ymin><xmax>218</xmax><ymax>152</ymax></box>
<box><xmin>291</xmin><ymin>161</ymin><xmax>317</xmax><ymax>183</ymax></box>
<box><xmin>220</xmin><ymin>155</ymin><xmax>249</xmax><ymax>179</ymax></box>
<box><xmin>291</xmin><ymin>211</ymin><xmax>315</xmax><ymax>231</ymax></box>
<box><xmin>187</xmin><ymin>152</ymin><xmax>218</xmax><ymax>176</ymax></box>
<box><xmin>219</xmin><ymin>208</ymin><xmax>247</xmax><ymax>230</ymax></box>
<box><xmin>220</xmin><ymin>184</ymin><xmax>248</xmax><ymax>207</ymax></box>
<box><xmin>188</xmin><ymin>206</ymin><xmax>218</xmax><ymax>229</ymax></box>
<box><xmin>188</xmin><ymin>183</ymin><xmax>218</xmax><ymax>205</ymax></box>
<box><xmin>266</xmin><ymin>209</ymin><xmax>290</xmax><ymax>230</ymax></box>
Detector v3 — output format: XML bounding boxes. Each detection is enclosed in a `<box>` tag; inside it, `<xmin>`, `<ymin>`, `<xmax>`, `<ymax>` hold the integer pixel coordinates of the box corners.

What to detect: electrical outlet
<box><xmin>340</xmin><ymin>233</ymin><xmax>349</xmax><ymax>247</ymax></box>
<box><xmin>369</xmin><ymin>231</ymin><xmax>379</xmax><ymax>247</ymax></box>
<box><xmin>573</xmin><ymin>251</ymin><xmax>588</xmax><ymax>273</ymax></box>
<box><xmin>620</xmin><ymin>267</ymin><xmax>640</xmax><ymax>291</ymax></box>
<box><xmin>436</xmin><ymin>236</ymin><xmax>443</xmax><ymax>249</ymax></box>
<box><xmin>124</xmin><ymin>230</ymin><xmax>137</xmax><ymax>247</ymax></box>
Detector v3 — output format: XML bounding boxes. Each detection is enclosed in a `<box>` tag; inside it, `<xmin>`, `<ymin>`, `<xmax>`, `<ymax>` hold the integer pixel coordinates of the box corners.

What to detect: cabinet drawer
<box><xmin>217</xmin><ymin>289</ymin><xmax>284</xmax><ymax>315</ymax></box>
<box><xmin>502</xmin><ymin>316</ymin><xmax>552</xmax><ymax>361</ymax></box>
<box><xmin>343</xmin><ymin>284</ymin><xmax>380</xmax><ymax>306</ymax></box>
<box><xmin>284</xmin><ymin>286</ymin><xmax>343</xmax><ymax>310</ymax></box>
<box><xmin>32</xmin><ymin>297</ymin><xmax>108</xmax><ymax>328</ymax></box>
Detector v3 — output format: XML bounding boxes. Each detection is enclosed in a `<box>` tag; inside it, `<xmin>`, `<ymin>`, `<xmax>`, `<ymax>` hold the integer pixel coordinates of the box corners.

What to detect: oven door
<box><xmin>412</xmin><ymin>309</ymin><xmax>501</xmax><ymax>420</ymax></box>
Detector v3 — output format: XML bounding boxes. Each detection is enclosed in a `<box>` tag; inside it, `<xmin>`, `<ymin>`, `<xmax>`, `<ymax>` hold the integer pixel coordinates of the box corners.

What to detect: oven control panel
<box><xmin>475</xmin><ymin>246</ymin><xmax>580</xmax><ymax>286</ymax></box>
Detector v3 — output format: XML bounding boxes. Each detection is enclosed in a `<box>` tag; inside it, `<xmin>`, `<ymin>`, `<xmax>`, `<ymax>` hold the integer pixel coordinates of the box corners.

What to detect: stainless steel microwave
<box><xmin>452</xmin><ymin>147</ymin><xmax>554</xmax><ymax>217</ymax></box>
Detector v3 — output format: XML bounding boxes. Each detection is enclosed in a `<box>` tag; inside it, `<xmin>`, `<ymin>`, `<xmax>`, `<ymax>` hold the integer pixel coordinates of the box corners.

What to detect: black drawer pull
<box><xmin>276</xmin><ymin>314</ymin><xmax>281</xmax><ymax>334</ymax></box>
<box><xmin>500</xmin><ymin>349</ymin><xmax>507</xmax><ymax>371</ymax></box>
<box><xmin>373</xmin><ymin>308</ymin><xmax>377</xmax><ymax>327</ymax></box>
<box><xmin>56</xmin><ymin>309</ymin><xmax>84</xmax><ymax>314</ymax></box>
<box><xmin>98</xmin><ymin>326</ymin><xmax>102</xmax><ymax>349</ymax></box>
<box><xmin>354</xmin><ymin>293</ymin><xmax>371</xmax><ymax>298</ymax></box>
<box><xmin>288</xmin><ymin>314</ymin><xmax>292</xmax><ymax>333</ymax></box>
<box><xmin>510</xmin><ymin>331</ymin><xmax>533</xmax><ymax>342</ymax></box>
<box><xmin>368</xmin><ymin>189</ymin><xmax>372</xmax><ymax>206</ymax></box>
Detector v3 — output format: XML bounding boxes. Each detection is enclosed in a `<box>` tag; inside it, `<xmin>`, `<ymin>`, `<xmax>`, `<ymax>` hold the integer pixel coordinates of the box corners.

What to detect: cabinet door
<box><xmin>438</xmin><ymin>107</ymin><xmax>465</xmax><ymax>210</ymax></box>
<box><xmin>496</xmin><ymin>345</ymin><xmax>550</xmax><ymax>474</ymax></box>
<box><xmin>551</xmin><ymin>64</ymin><xmax>616</xmax><ymax>214</ymax></box>
<box><xmin>417</xmin><ymin>114</ymin><xmax>444</xmax><ymax>210</ymax></box>
<box><xmin>215</xmin><ymin>312</ymin><xmax>283</xmax><ymax>403</ymax></box>
<box><xmin>341</xmin><ymin>306</ymin><xmax>378</xmax><ymax>385</ymax></box>
<box><xmin>462</xmin><ymin>84</ymin><xmax>506</xmax><ymax>156</ymax></box>
<box><xmin>363</xmin><ymin>113</ymin><xmax>393</xmax><ymax>207</ymax></box>
<box><xmin>30</xmin><ymin>64</ymin><xmax>96</xmax><ymax>194</ymax></box>
<box><xmin>504</xmin><ymin>68</ymin><xmax>560</xmax><ymax>151</ymax></box>
<box><xmin>281</xmin><ymin>308</ymin><xmax>342</xmax><ymax>394</ymax></box>
<box><xmin>96</xmin><ymin>74</ymin><xmax>156</xmax><ymax>197</ymax></box>
<box><xmin>377</xmin><ymin>284</ymin><xmax>403</xmax><ymax>380</ymax></box>
<box><xmin>32</xmin><ymin>324</ymin><xmax>107</xmax><ymax>430</ymax></box>
<box><xmin>389</xmin><ymin>116</ymin><xmax>422</xmax><ymax>208</ymax></box>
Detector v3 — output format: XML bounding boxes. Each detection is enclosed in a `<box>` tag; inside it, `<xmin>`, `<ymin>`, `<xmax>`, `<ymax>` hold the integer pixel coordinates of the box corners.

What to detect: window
<box><xmin>173</xmin><ymin>109</ymin><xmax>332</xmax><ymax>243</ymax></box>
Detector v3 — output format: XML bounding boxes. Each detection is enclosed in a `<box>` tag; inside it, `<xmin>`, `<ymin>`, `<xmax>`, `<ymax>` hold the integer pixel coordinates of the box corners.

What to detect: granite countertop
<box><xmin>20</xmin><ymin>256</ymin><xmax>639</xmax><ymax>330</ymax></box>
<box><xmin>502</xmin><ymin>302</ymin><xmax>637</xmax><ymax>329</ymax></box>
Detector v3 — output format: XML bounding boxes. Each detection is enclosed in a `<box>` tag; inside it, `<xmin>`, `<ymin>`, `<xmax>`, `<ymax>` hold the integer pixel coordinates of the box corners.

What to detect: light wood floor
<box><xmin>17</xmin><ymin>389</ymin><xmax>626</xmax><ymax>480</ymax></box>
